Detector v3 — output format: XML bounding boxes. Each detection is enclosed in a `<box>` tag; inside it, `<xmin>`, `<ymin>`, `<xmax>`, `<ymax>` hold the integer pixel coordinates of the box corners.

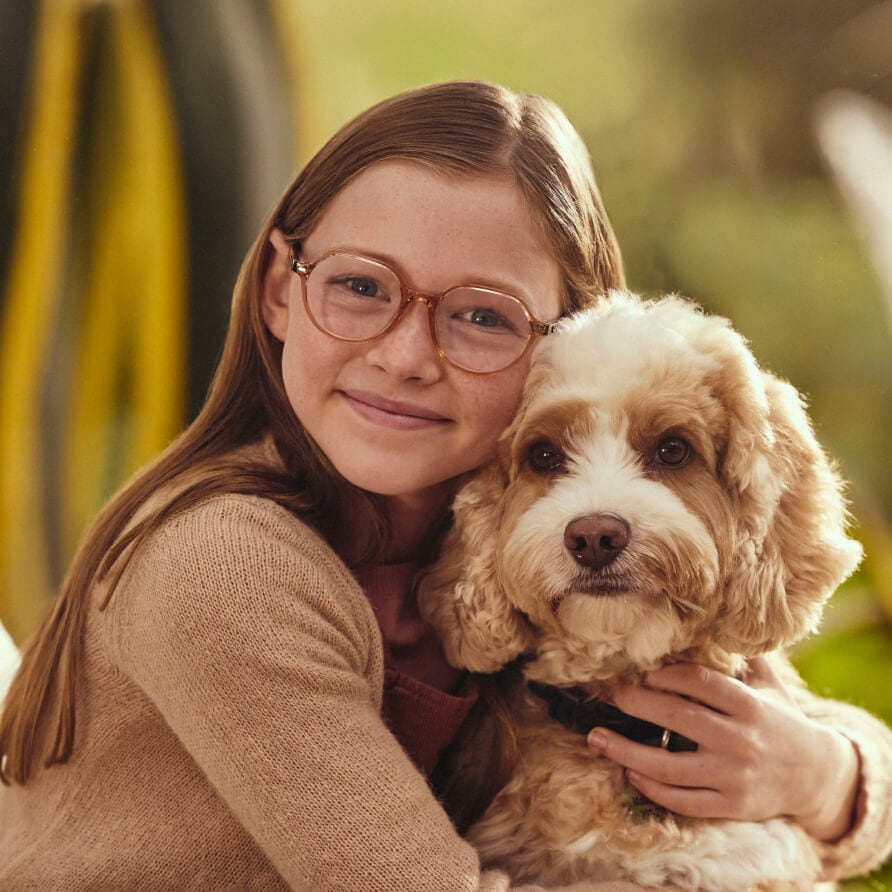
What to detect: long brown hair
<box><xmin>0</xmin><ymin>80</ymin><xmax>625</xmax><ymax>785</ymax></box>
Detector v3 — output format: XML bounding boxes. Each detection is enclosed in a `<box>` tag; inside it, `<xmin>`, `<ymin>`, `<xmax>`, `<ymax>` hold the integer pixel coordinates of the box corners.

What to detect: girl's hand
<box><xmin>587</xmin><ymin>657</ymin><xmax>860</xmax><ymax>841</ymax></box>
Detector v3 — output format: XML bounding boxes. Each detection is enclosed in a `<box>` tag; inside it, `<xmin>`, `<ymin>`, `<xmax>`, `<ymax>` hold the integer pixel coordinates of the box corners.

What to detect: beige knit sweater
<box><xmin>1</xmin><ymin>491</ymin><xmax>891</xmax><ymax>889</ymax></box>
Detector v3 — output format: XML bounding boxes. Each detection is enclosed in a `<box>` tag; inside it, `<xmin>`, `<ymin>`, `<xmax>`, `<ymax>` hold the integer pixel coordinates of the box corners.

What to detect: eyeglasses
<box><xmin>287</xmin><ymin>247</ymin><xmax>560</xmax><ymax>374</ymax></box>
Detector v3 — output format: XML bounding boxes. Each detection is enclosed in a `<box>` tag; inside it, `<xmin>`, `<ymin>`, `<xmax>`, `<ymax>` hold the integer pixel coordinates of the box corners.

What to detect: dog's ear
<box><xmin>417</xmin><ymin>462</ymin><xmax>536</xmax><ymax>673</ymax></box>
<box><xmin>716</xmin><ymin>365</ymin><xmax>862</xmax><ymax>654</ymax></box>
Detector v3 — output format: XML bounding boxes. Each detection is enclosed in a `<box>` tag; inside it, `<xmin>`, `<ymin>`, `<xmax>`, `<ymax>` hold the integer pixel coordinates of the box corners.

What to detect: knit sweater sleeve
<box><xmin>779</xmin><ymin>657</ymin><xmax>892</xmax><ymax>881</ymax></box>
<box><xmin>802</xmin><ymin>695</ymin><xmax>892</xmax><ymax>881</ymax></box>
<box><xmin>104</xmin><ymin>494</ymin><xmax>633</xmax><ymax>892</ymax></box>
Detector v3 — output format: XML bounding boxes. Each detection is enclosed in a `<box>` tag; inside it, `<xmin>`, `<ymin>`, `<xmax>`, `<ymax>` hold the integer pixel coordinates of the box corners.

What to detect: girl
<box><xmin>1</xmin><ymin>81</ymin><xmax>890</xmax><ymax>891</ymax></box>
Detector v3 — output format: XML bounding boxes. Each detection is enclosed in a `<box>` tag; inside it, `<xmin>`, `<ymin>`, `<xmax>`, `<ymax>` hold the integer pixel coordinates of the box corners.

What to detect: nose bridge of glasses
<box><xmin>399</xmin><ymin>289</ymin><xmax>443</xmax><ymax>331</ymax></box>
<box><xmin>388</xmin><ymin>289</ymin><xmax>447</xmax><ymax>360</ymax></box>
<box><xmin>403</xmin><ymin>286</ymin><xmax>442</xmax><ymax>311</ymax></box>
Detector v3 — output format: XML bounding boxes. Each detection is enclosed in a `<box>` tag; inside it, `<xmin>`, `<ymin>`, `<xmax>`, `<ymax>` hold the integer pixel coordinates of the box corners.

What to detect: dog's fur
<box><xmin>418</xmin><ymin>292</ymin><xmax>862</xmax><ymax>891</ymax></box>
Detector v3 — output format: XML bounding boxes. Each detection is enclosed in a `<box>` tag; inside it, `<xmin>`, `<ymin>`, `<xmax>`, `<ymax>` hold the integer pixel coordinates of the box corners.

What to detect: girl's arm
<box><xmin>782</xmin><ymin>663</ymin><xmax>892</xmax><ymax>880</ymax></box>
<box><xmin>107</xmin><ymin>493</ymin><xmax>637</xmax><ymax>892</ymax></box>
<box><xmin>587</xmin><ymin>654</ymin><xmax>892</xmax><ymax>881</ymax></box>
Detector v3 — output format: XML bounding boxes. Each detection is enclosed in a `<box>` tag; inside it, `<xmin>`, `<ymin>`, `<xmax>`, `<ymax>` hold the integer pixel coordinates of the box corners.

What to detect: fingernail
<box><xmin>626</xmin><ymin>769</ymin><xmax>641</xmax><ymax>785</ymax></box>
<box><xmin>588</xmin><ymin>730</ymin><xmax>608</xmax><ymax>750</ymax></box>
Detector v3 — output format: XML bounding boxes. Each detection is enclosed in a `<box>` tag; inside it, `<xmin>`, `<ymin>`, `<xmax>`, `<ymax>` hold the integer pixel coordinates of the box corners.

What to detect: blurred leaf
<box><xmin>796</xmin><ymin>621</ymin><xmax>892</xmax><ymax>722</ymax></box>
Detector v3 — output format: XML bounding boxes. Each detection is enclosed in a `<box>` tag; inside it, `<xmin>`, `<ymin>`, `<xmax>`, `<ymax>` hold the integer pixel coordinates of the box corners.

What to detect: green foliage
<box><xmin>796</xmin><ymin>613</ymin><xmax>892</xmax><ymax>721</ymax></box>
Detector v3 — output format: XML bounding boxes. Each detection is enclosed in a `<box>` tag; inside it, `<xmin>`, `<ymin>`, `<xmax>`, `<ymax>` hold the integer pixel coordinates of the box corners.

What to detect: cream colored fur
<box><xmin>418</xmin><ymin>292</ymin><xmax>863</xmax><ymax>891</ymax></box>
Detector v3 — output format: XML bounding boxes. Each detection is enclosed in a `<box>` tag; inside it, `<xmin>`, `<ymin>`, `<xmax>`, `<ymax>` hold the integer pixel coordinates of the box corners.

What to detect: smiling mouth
<box><xmin>341</xmin><ymin>390</ymin><xmax>451</xmax><ymax>425</ymax></box>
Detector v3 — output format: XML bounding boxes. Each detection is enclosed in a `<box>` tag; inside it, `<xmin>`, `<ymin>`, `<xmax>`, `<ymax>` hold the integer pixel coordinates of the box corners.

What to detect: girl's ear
<box><xmin>261</xmin><ymin>228</ymin><xmax>293</xmax><ymax>341</ymax></box>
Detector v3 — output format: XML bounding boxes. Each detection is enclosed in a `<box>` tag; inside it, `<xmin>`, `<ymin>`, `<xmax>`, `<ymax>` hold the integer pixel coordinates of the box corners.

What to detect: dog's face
<box><xmin>419</xmin><ymin>292</ymin><xmax>862</xmax><ymax>680</ymax></box>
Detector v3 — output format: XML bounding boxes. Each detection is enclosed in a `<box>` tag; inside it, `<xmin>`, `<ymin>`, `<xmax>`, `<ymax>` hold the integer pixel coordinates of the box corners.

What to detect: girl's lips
<box><xmin>340</xmin><ymin>390</ymin><xmax>451</xmax><ymax>430</ymax></box>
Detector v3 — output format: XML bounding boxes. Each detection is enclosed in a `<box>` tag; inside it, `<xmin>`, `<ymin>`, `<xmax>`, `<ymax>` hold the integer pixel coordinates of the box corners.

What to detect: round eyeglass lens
<box><xmin>435</xmin><ymin>287</ymin><xmax>532</xmax><ymax>373</ymax></box>
<box><xmin>305</xmin><ymin>254</ymin><xmax>403</xmax><ymax>340</ymax></box>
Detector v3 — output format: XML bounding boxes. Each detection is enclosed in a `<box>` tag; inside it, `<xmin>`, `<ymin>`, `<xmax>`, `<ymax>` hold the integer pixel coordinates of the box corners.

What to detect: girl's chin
<box><xmin>349</xmin><ymin>473</ymin><xmax>461</xmax><ymax>503</ymax></box>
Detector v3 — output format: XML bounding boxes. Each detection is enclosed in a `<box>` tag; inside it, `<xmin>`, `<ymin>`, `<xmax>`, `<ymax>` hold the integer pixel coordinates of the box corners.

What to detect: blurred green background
<box><xmin>1</xmin><ymin>2</ymin><xmax>890</xmax><ymax>885</ymax></box>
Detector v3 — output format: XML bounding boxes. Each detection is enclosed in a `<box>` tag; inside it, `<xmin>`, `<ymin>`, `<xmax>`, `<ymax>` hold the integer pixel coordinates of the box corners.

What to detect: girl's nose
<box><xmin>362</xmin><ymin>298</ymin><xmax>444</xmax><ymax>381</ymax></box>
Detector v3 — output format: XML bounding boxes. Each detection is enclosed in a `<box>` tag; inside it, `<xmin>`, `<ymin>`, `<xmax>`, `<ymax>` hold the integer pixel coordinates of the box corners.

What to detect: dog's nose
<box><xmin>564</xmin><ymin>514</ymin><xmax>631</xmax><ymax>568</ymax></box>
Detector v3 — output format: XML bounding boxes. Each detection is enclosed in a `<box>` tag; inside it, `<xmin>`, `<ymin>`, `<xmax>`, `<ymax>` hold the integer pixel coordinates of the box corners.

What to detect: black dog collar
<box><xmin>527</xmin><ymin>680</ymin><xmax>697</xmax><ymax>752</ymax></box>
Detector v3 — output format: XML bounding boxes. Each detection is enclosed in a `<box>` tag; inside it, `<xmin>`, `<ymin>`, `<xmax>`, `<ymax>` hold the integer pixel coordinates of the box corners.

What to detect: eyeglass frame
<box><xmin>284</xmin><ymin>240</ymin><xmax>561</xmax><ymax>374</ymax></box>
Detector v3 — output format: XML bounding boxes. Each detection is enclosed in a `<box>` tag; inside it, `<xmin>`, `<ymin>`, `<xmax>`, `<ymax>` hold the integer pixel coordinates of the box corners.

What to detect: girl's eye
<box><xmin>346</xmin><ymin>277</ymin><xmax>379</xmax><ymax>297</ymax></box>
<box><xmin>655</xmin><ymin>437</ymin><xmax>693</xmax><ymax>468</ymax></box>
<box><xmin>453</xmin><ymin>306</ymin><xmax>519</xmax><ymax>335</ymax></box>
<box><xmin>528</xmin><ymin>440</ymin><xmax>566</xmax><ymax>474</ymax></box>
<box><xmin>468</xmin><ymin>308</ymin><xmax>507</xmax><ymax>329</ymax></box>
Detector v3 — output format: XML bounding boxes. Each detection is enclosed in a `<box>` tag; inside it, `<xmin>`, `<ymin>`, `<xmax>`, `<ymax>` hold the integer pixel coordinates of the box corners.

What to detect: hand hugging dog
<box><xmin>419</xmin><ymin>291</ymin><xmax>862</xmax><ymax>891</ymax></box>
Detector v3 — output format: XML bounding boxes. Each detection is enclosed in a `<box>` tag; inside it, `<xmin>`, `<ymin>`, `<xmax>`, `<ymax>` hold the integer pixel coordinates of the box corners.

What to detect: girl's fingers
<box><xmin>587</xmin><ymin>726</ymin><xmax>711</xmax><ymax>788</ymax></box>
<box><xmin>635</xmin><ymin>662</ymin><xmax>761</xmax><ymax>718</ymax></box>
<box><xmin>608</xmin><ymin>679</ymin><xmax>739</xmax><ymax>748</ymax></box>
<box><xmin>588</xmin><ymin>659</ymin><xmax>851</xmax><ymax>828</ymax></box>
<box><xmin>588</xmin><ymin>728</ymin><xmax>754</xmax><ymax>819</ymax></box>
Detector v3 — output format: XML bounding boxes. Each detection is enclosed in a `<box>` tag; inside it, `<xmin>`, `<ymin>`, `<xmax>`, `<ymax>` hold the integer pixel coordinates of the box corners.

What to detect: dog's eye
<box><xmin>655</xmin><ymin>437</ymin><xmax>693</xmax><ymax>468</ymax></box>
<box><xmin>528</xmin><ymin>440</ymin><xmax>566</xmax><ymax>474</ymax></box>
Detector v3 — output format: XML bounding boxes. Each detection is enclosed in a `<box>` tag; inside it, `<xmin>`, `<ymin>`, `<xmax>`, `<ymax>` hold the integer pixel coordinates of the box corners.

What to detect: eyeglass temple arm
<box><xmin>281</xmin><ymin>236</ymin><xmax>303</xmax><ymax>274</ymax></box>
<box><xmin>534</xmin><ymin>321</ymin><xmax>561</xmax><ymax>336</ymax></box>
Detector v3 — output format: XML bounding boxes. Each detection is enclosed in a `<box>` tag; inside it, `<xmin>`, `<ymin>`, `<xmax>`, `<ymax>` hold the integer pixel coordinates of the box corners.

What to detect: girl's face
<box><xmin>262</xmin><ymin>160</ymin><xmax>562</xmax><ymax>520</ymax></box>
